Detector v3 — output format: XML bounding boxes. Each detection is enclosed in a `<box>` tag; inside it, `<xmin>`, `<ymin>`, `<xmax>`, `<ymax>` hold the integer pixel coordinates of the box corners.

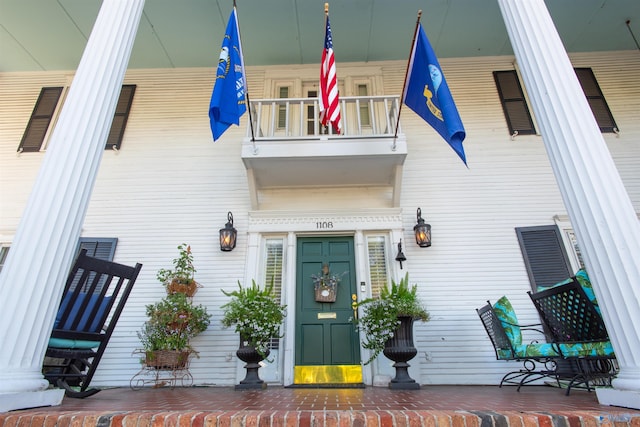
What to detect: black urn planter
<box><xmin>235</xmin><ymin>336</ymin><xmax>269</xmax><ymax>390</ymax></box>
<box><xmin>383</xmin><ymin>315</ymin><xmax>420</xmax><ymax>390</ymax></box>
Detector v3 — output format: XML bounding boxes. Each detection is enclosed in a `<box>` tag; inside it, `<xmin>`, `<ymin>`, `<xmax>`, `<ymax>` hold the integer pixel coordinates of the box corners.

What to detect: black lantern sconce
<box><xmin>413</xmin><ymin>208</ymin><xmax>432</xmax><ymax>248</ymax></box>
<box><xmin>395</xmin><ymin>239</ymin><xmax>407</xmax><ymax>269</ymax></box>
<box><xmin>219</xmin><ymin>211</ymin><xmax>237</xmax><ymax>252</ymax></box>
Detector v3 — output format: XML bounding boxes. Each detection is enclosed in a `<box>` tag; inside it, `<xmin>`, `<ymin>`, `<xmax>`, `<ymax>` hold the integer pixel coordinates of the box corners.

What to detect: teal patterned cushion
<box><xmin>501</xmin><ymin>339</ymin><xmax>614</xmax><ymax>358</ymax></box>
<box><xmin>557</xmin><ymin>341</ymin><xmax>614</xmax><ymax>357</ymax></box>
<box><xmin>574</xmin><ymin>269</ymin><xmax>600</xmax><ymax>314</ymax></box>
<box><xmin>513</xmin><ymin>342</ymin><xmax>560</xmax><ymax>358</ymax></box>
<box><xmin>493</xmin><ymin>296</ymin><xmax>522</xmax><ymax>346</ymax></box>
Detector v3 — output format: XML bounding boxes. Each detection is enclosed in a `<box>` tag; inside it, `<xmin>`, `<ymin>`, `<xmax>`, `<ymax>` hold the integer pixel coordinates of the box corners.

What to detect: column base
<box><xmin>0</xmin><ymin>389</ymin><xmax>64</xmax><ymax>413</ymax></box>
<box><xmin>596</xmin><ymin>388</ymin><xmax>640</xmax><ymax>410</ymax></box>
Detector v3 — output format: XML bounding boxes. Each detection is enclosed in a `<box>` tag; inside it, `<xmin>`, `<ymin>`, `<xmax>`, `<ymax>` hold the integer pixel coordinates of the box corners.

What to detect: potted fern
<box><xmin>356</xmin><ymin>273</ymin><xmax>430</xmax><ymax>389</ymax></box>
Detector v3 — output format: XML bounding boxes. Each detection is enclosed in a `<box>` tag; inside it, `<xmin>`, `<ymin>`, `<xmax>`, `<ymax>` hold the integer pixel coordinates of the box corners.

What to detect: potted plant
<box><xmin>356</xmin><ymin>273</ymin><xmax>430</xmax><ymax>389</ymax></box>
<box><xmin>138</xmin><ymin>292</ymin><xmax>212</xmax><ymax>369</ymax></box>
<box><xmin>221</xmin><ymin>279</ymin><xmax>287</xmax><ymax>389</ymax></box>
<box><xmin>156</xmin><ymin>243</ymin><xmax>200</xmax><ymax>296</ymax></box>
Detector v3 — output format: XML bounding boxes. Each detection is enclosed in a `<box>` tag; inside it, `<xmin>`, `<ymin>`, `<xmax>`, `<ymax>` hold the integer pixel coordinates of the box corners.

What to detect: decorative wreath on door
<box><xmin>312</xmin><ymin>264</ymin><xmax>346</xmax><ymax>303</ymax></box>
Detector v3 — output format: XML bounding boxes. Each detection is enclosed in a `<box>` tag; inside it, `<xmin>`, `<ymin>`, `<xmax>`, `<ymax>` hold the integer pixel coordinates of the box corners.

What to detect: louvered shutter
<box><xmin>493</xmin><ymin>71</ymin><xmax>536</xmax><ymax>136</ymax></box>
<box><xmin>105</xmin><ymin>85</ymin><xmax>136</xmax><ymax>150</ymax></box>
<box><xmin>73</xmin><ymin>238</ymin><xmax>118</xmax><ymax>292</ymax></box>
<box><xmin>574</xmin><ymin>68</ymin><xmax>618</xmax><ymax>133</ymax></box>
<box><xmin>515</xmin><ymin>226</ymin><xmax>572</xmax><ymax>291</ymax></box>
<box><xmin>264</xmin><ymin>238</ymin><xmax>284</xmax><ymax>349</ymax></box>
<box><xmin>18</xmin><ymin>87</ymin><xmax>64</xmax><ymax>152</ymax></box>
<box><xmin>367</xmin><ymin>236</ymin><xmax>389</xmax><ymax>298</ymax></box>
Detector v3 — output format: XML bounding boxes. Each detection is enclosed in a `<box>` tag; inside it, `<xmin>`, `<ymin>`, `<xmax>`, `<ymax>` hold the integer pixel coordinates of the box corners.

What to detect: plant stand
<box><xmin>130</xmin><ymin>350</ymin><xmax>194</xmax><ymax>390</ymax></box>
<box><xmin>235</xmin><ymin>338</ymin><xmax>269</xmax><ymax>390</ymax></box>
<box><xmin>383</xmin><ymin>316</ymin><xmax>420</xmax><ymax>390</ymax></box>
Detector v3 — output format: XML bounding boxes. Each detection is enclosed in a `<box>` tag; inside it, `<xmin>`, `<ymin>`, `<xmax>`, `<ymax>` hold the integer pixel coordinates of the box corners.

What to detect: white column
<box><xmin>0</xmin><ymin>0</ymin><xmax>144</xmax><ymax>412</ymax></box>
<box><xmin>496</xmin><ymin>0</ymin><xmax>640</xmax><ymax>409</ymax></box>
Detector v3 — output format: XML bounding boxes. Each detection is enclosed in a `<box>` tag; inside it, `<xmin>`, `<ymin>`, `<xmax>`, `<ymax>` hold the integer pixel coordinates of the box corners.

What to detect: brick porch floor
<box><xmin>2</xmin><ymin>385</ymin><xmax>640</xmax><ymax>426</ymax></box>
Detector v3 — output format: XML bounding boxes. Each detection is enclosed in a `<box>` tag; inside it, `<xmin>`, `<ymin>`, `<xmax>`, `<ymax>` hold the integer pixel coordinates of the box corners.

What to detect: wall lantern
<box><xmin>395</xmin><ymin>240</ymin><xmax>407</xmax><ymax>269</ymax></box>
<box><xmin>219</xmin><ymin>211</ymin><xmax>237</xmax><ymax>252</ymax></box>
<box><xmin>413</xmin><ymin>208</ymin><xmax>431</xmax><ymax>248</ymax></box>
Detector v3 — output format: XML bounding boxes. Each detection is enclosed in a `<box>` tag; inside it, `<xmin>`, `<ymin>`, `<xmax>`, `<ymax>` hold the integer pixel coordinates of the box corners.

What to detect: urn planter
<box><xmin>236</xmin><ymin>337</ymin><xmax>269</xmax><ymax>389</ymax></box>
<box><xmin>383</xmin><ymin>315</ymin><xmax>420</xmax><ymax>390</ymax></box>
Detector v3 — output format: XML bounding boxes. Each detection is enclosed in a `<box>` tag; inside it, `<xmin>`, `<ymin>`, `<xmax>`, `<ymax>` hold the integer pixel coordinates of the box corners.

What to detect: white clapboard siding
<box><xmin>1</xmin><ymin>49</ymin><xmax>638</xmax><ymax>387</ymax></box>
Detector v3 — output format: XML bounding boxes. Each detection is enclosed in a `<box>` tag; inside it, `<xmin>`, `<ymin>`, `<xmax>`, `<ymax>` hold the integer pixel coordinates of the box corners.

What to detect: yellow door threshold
<box><xmin>292</xmin><ymin>365</ymin><xmax>363</xmax><ymax>387</ymax></box>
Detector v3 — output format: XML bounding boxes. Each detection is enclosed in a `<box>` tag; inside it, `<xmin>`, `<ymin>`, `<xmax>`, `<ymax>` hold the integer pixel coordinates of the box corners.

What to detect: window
<box><xmin>357</xmin><ymin>84</ymin><xmax>371</xmax><ymax>127</ymax></box>
<box><xmin>366</xmin><ymin>236</ymin><xmax>389</xmax><ymax>298</ymax></box>
<box><xmin>495</xmin><ymin>68</ymin><xmax>618</xmax><ymax>136</ymax></box>
<box><xmin>263</xmin><ymin>237</ymin><xmax>284</xmax><ymax>349</ymax></box>
<box><xmin>0</xmin><ymin>246</ymin><xmax>9</xmax><ymax>273</ymax></box>
<box><xmin>18</xmin><ymin>87</ymin><xmax>64</xmax><ymax>152</ymax></box>
<box><xmin>306</xmin><ymin>89</ymin><xmax>318</xmax><ymax>135</ymax></box>
<box><xmin>515</xmin><ymin>225</ymin><xmax>572</xmax><ymax>291</ymax></box>
<box><xmin>0</xmin><ymin>239</ymin><xmax>117</xmax><ymax>288</ymax></box>
<box><xmin>494</xmin><ymin>70</ymin><xmax>536</xmax><ymax>136</ymax></box>
<box><xmin>277</xmin><ymin>86</ymin><xmax>289</xmax><ymax>130</ymax></box>
<box><xmin>574</xmin><ymin>68</ymin><xmax>618</xmax><ymax>133</ymax></box>
<box><xmin>18</xmin><ymin>85</ymin><xmax>136</xmax><ymax>152</ymax></box>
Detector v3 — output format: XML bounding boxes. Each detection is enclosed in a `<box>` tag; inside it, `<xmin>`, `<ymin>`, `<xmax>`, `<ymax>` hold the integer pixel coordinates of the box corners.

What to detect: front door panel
<box><xmin>295</xmin><ymin>236</ymin><xmax>361</xmax><ymax>383</ymax></box>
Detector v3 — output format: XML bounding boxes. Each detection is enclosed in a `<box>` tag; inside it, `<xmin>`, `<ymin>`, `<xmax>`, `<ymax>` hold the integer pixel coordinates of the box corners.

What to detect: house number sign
<box><xmin>316</xmin><ymin>221</ymin><xmax>334</xmax><ymax>229</ymax></box>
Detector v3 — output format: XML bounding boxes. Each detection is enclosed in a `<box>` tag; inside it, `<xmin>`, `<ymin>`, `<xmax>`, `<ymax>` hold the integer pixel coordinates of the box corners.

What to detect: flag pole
<box><xmin>234</xmin><ymin>0</ymin><xmax>256</xmax><ymax>145</ymax></box>
<box><xmin>393</xmin><ymin>10</ymin><xmax>422</xmax><ymax>151</ymax></box>
<box><xmin>322</xmin><ymin>2</ymin><xmax>329</xmax><ymax>135</ymax></box>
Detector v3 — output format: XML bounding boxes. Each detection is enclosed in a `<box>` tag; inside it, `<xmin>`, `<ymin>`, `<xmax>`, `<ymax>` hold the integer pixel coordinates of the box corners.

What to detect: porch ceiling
<box><xmin>1</xmin><ymin>1</ymin><xmax>638</xmax><ymax>72</ymax></box>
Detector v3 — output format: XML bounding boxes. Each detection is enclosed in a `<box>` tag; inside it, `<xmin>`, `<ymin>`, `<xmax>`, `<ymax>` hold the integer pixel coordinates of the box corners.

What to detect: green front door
<box><xmin>294</xmin><ymin>236</ymin><xmax>361</xmax><ymax>384</ymax></box>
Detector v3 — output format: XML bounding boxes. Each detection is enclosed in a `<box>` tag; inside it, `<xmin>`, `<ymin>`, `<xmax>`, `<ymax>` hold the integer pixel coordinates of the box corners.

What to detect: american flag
<box><xmin>319</xmin><ymin>15</ymin><xmax>341</xmax><ymax>134</ymax></box>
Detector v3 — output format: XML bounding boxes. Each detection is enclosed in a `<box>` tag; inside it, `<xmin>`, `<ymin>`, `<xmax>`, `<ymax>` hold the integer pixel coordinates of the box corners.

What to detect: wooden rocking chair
<box><xmin>43</xmin><ymin>249</ymin><xmax>142</xmax><ymax>398</ymax></box>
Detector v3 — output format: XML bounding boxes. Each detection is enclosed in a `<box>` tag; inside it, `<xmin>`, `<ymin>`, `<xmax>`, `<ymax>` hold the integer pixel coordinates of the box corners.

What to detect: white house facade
<box><xmin>0</xmin><ymin>0</ymin><xmax>639</xmax><ymax>411</ymax></box>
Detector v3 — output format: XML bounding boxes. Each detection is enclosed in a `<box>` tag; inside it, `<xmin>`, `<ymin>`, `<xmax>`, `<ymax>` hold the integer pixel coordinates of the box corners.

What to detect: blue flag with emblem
<box><xmin>403</xmin><ymin>23</ymin><xmax>466</xmax><ymax>165</ymax></box>
<box><xmin>209</xmin><ymin>8</ymin><xmax>247</xmax><ymax>141</ymax></box>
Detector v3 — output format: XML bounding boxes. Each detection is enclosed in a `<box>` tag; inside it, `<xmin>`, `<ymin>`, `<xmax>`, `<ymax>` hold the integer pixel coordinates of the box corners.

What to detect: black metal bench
<box><xmin>528</xmin><ymin>277</ymin><xmax>617</xmax><ymax>395</ymax></box>
<box><xmin>43</xmin><ymin>249</ymin><xmax>142</xmax><ymax>398</ymax></box>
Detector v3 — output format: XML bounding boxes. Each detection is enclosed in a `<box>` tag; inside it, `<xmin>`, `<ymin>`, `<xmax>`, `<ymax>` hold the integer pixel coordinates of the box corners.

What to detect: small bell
<box><xmin>395</xmin><ymin>240</ymin><xmax>407</xmax><ymax>269</ymax></box>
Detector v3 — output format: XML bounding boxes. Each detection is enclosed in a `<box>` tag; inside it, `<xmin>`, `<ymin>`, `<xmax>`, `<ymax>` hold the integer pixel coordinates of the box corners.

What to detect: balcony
<box><xmin>241</xmin><ymin>95</ymin><xmax>407</xmax><ymax>209</ymax></box>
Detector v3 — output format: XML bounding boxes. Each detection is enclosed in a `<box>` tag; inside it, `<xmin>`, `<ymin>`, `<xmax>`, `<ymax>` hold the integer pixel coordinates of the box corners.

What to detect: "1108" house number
<box><xmin>316</xmin><ymin>221</ymin><xmax>334</xmax><ymax>229</ymax></box>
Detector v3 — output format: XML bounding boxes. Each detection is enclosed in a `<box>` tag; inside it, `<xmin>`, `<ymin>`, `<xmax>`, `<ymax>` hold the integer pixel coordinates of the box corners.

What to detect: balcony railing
<box><xmin>246</xmin><ymin>95</ymin><xmax>402</xmax><ymax>140</ymax></box>
<box><xmin>241</xmin><ymin>95</ymin><xmax>407</xmax><ymax>209</ymax></box>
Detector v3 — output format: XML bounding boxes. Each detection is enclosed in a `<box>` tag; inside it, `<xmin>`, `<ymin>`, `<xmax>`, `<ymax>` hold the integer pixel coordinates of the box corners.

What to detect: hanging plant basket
<box><xmin>166</xmin><ymin>278</ymin><xmax>200</xmax><ymax>297</ymax></box>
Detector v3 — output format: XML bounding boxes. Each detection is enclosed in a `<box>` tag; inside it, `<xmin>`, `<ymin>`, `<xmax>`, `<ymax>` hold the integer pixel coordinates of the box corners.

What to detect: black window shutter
<box><xmin>515</xmin><ymin>225</ymin><xmax>572</xmax><ymax>291</ymax></box>
<box><xmin>574</xmin><ymin>68</ymin><xmax>618</xmax><ymax>133</ymax></box>
<box><xmin>493</xmin><ymin>71</ymin><xmax>536</xmax><ymax>136</ymax></box>
<box><xmin>105</xmin><ymin>85</ymin><xmax>136</xmax><ymax>150</ymax></box>
<box><xmin>72</xmin><ymin>238</ymin><xmax>118</xmax><ymax>292</ymax></box>
<box><xmin>18</xmin><ymin>87</ymin><xmax>64</xmax><ymax>152</ymax></box>
<box><xmin>77</xmin><ymin>238</ymin><xmax>118</xmax><ymax>261</ymax></box>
